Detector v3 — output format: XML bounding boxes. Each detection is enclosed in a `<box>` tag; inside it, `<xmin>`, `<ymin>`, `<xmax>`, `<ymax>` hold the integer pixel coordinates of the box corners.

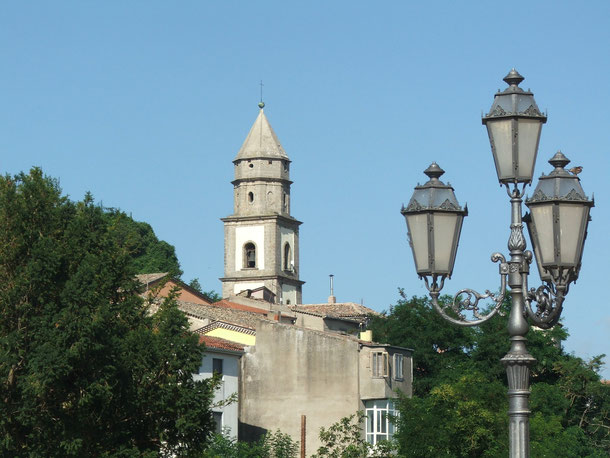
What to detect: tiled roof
<box><xmin>195</xmin><ymin>321</ymin><xmax>256</xmax><ymax>336</ymax></box>
<box><xmin>136</xmin><ymin>272</ymin><xmax>168</xmax><ymax>285</ymax></box>
<box><xmin>199</xmin><ymin>335</ymin><xmax>245</xmax><ymax>352</ymax></box>
<box><xmin>292</xmin><ymin>303</ymin><xmax>380</xmax><ymax>318</ymax></box>
<box><xmin>177</xmin><ymin>300</ymin><xmax>270</xmax><ymax>330</ymax></box>
<box><xmin>213</xmin><ymin>299</ymin><xmax>269</xmax><ymax>315</ymax></box>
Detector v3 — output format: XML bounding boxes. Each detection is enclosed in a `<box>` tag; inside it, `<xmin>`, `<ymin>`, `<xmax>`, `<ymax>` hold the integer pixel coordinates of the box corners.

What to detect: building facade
<box><xmin>194</xmin><ymin>336</ymin><xmax>244</xmax><ymax>438</ymax></box>
<box><xmin>239</xmin><ymin>320</ymin><xmax>412</xmax><ymax>451</ymax></box>
<box><xmin>221</xmin><ymin>105</ymin><xmax>304</xmax><ymax>304</ymax></box>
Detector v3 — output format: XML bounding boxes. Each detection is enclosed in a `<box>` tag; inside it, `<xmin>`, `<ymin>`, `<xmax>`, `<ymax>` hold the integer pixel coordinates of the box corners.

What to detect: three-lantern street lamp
<box><xmin>401</xmin><ymin>69</ymin><xmax>594</xmax><ymax>458</ymax></box>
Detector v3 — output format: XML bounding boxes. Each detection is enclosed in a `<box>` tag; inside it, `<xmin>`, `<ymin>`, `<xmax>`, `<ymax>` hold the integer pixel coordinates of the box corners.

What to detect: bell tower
<box><xmin>220</xmin><ymin>103</ymin><xmax>304</xmax><ymax>304</ymax></box>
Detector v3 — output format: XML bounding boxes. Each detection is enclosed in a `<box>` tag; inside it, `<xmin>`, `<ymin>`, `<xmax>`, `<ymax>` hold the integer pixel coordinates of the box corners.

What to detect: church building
<box><xmin>220</xmin><ymin>102</ymin><xmax>304</xmax><ymax>305</ymax></box>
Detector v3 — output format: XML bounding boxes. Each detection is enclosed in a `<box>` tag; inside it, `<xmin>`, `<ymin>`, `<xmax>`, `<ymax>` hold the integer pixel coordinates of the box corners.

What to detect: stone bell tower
<box><xmin>220</xmin><ymin>103</ymin><xmax>304</xmax><ymax>304</ymax></box>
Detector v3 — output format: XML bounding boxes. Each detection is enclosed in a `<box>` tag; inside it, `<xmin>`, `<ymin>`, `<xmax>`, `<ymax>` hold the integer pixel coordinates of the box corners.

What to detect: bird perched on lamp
<box><xmin>568</xmin><ymin>166</ymin><xmax>583</xmax><ymax>175</ymax></box>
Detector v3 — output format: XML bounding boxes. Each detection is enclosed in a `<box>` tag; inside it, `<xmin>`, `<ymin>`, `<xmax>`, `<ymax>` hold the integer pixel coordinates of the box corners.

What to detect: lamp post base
<box><xmin>502</xmin><ymin>351</ymin><xmax>536</xmax><ymax>458</ymax></box>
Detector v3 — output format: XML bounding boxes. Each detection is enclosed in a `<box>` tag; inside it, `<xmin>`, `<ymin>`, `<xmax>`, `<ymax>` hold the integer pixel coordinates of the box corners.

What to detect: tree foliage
<box><xmin>368</xmin><ymin>290</ymin><xmax>476</xmax><ymax>394</ymax></box>
<box><xmin>312</xmin><ymin>412</ymin><xmax>397</xmax><ymax>458</ymax></box>
<box><xmin>369</xmin><ymin>290</ymin><xmax>610</xmax><ymax>457</ymax></box>
<box><xmin>103</xmin><ymin>208</ymin><xmax>182</xmax><ymax>277</ymax></box>
<box><xmin>204</xmin><ymin>429</ymin><xmax>299</xmax><ymax>457</ymax></box>
<box><xmin>0</xmin><ymin>168</ymin><xmax>216</xmax><ymax>456</ymax></box>
<box><xmin>188</xmin><ymin>278</ymin><xmax>222</xmax><ymax>303</ymax></box>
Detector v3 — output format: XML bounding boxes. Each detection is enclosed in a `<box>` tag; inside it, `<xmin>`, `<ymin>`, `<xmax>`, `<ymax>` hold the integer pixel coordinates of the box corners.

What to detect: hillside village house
<box><xmin>138</xmin><ymin>104</ymin><xmax>413</xmax><ymax>453</ymax></box>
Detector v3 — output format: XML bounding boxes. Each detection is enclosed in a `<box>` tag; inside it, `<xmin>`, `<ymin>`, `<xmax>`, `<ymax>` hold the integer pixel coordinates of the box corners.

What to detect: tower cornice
<box><xmin>220</xmin><ymin>274</ymin><xmax>305</xmax><ymax>286</ymax></box>
<box><xmin>233</xmin><ymin>156</ymin><xmax>291</xmax><ymax>164</ymax></box>
<box><xmin>231</xmin><ymin>177</ymin><xmax>293</xmax><ymax>186</ymax></box>
<box><xmin>221</xmin><ymin>213</ymin><xmax>302</xmax><ymax>226</ymax></box>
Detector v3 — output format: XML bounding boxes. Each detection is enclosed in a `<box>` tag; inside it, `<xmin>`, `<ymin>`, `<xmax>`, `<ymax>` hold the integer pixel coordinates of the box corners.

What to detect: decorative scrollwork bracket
<box><xmin>424</xmin><ymin>253</ymin><xmax>509</xmax><ymax>327</ymax></box>
<box><xmin>522</xmin><ymin>251</ymin><xmax>567</xmax><ymax>329</ymax></box>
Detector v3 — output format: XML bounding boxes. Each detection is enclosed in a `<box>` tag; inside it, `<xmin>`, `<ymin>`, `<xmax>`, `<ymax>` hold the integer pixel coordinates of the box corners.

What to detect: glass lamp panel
<box><xmin>530</xmin><ymin>205</ymin><xmax>555</xmax><ymax>265</ymax></box>
<box><xmin>432</xmin><ymin>213</ymin><xmax>458</xmax><ymax>274</ymax></box>
<box><xmin>533</xmin><ymin>241</ymin><xmax>552</xmax><ymax>282</ymax></box>
<box><xmin>406</xmin><ymin>213</ymin><xmax>430</xmax><ymax>273</ymax></box>
<box><xmin>558</xmin><ymin>204</ymin><xmax>587</xmax><ymax>265</ymax></box>
<box><xmin>526</xmin><ymin>218</ymin><xmax>552</xmax><ymax>282</ymax></box>
<box><xmin>487</xmin><ymin>119</ymin><xmax>513</xmax><ymax>181</ymax></box>
<box><xmin>516</xmin><ymin>119</ymin><xmax>542</xmax><ymax>181</ymax></box>
<box><xmin>431</xmin><ymin>188</ymin><xmax>452</xmax><ymax>208</ymax></box>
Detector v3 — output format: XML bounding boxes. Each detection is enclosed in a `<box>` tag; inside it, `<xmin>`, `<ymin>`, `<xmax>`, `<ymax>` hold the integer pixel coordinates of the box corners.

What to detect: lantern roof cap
<box><xmin>503</xmin><ymin>68</ymin><xmax>525</xmax><ymax>87</ymax></box>
<box><xmin>482</xmin><ymin>69</ymin><xmax>547</xmax><ymax>123</ymax></box>
<box><xmin>526</xmin><ymin>152</ymin><xmax>593</xmax><ymax>205</ymax></box>
<box><xmin>424</xmin><ymin>162</ymin><xmax>445</xmax><ymax>181</ymax></box>
<box><xmin>548</xmin><ymin>151</ymin><xmax>571</xmax><ymax>172</ymax></box>
<box><xmin>402</xmin><ymin>163</ymin><xmax>467</xmax><ymax>215</ymax></box>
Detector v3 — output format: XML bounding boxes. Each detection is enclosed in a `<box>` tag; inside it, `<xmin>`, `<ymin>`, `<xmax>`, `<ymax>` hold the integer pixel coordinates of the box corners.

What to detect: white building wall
<box><xmin>194</xmin><ymin>351</ymin><xmax>241</xmax><ymax>438</ymax></box>
<box><xmin>233</xmin><ymin>281</ymin><xmax>265</xmax><ymax>295</ymax></box>
<box><xmin>235</xmin><ymin>225</ymin><xmax>265</xmax><ymax>270</ymax></box>
<box><xmin>281</xmin><ymin>283</ymin><xmax>297</xmax><ymax>305</ymax></box>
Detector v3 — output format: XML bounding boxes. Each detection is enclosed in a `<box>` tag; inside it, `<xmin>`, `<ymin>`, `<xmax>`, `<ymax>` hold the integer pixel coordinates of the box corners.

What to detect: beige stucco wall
<box><xmin>239</xmin><ymin>321</ymin><xmax>361</xmax><ymax>454</ymax></box>
<box><xmin>359</xmin><ymin>345</ymin><xmax>413</xmax><ymax>400</ymax></box>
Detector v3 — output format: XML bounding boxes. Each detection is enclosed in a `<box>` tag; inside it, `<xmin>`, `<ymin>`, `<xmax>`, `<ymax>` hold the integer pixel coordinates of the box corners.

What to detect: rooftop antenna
<box><xmin>258</xmin><ymin>80</ymin><xmax>265</xmax><ymax>109</ymax></box>
<box><xmin>328</xmin><ymin>274</ymin><xmax>336</xmax><ymax>304</ymax></box>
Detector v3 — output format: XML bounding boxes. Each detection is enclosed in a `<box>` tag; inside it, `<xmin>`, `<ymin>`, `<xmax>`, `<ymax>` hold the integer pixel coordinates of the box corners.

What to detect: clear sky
<box><xmin>2</xmin><ymin>1</ymin><xmax>609</xmax><ymax>378</ymax></box>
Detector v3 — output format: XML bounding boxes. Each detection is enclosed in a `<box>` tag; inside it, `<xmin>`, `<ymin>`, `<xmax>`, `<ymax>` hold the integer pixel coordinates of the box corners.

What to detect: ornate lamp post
<box><xmin>401</xmin><ymin>70</ymin><xmax>594</xmax><ymax>458</ymax></box>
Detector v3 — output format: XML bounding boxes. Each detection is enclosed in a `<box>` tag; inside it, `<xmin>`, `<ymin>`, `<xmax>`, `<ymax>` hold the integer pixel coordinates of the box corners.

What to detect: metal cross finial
<box><xmin>258</xmin><ymin>80</ymin><xmax>265</xmax><ymax>109</ymax></box>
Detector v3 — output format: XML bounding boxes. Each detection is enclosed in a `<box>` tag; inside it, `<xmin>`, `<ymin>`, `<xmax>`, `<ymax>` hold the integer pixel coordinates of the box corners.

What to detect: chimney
<box><xmin>359</xmin><ymin>330</ymin><xmax>373</xmax><ymax>342</ymax></box>
<box><xmin>328</xmin><ymin>274</ymin><xmax>336</xmax><ymax>304</ymax></box>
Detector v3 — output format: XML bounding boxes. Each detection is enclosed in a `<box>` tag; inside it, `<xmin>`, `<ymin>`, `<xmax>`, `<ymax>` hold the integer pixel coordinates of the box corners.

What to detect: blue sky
<box><xmin>2</xmin><ymin>1</ymin><xmax>609</xmax><ymax>378</ymax></box>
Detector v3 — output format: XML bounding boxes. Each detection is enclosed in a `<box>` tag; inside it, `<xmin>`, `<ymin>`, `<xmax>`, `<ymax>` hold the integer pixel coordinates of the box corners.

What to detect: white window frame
<box><xmin>364</xmin><ymin>399</ymin><xmax>397</xmax><ymax>445</ymax></box>
<box><xmin>393</xmin><ymin>354</ymin><xmax>404</xmax><ymax>381</ymax></box>
<box><xmin>371</xmin><ymin>351</ymin><xmax>389</xmax><ymax>378</ymax></box>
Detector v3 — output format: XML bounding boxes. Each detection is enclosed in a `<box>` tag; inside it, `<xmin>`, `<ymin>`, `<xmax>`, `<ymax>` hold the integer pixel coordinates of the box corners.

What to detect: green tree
<box><xmin>395</xmin><ymin>371</ymin><xmax>507</xmax><ymax>457</ymax></box>
<box><xmin>368</xmin><ymin>290</ymin><xmax>476</xmax><ymax>394</ymax></box>
<box><xmin>188</xmin><ymin>277</ymin><xmax>222</xmax><ymax>303</ymax></box>
<box><xmin>312</xmin><ymin>413</ymin><xmax>397</xmax><ymax>458</ymax></box>
<box><xmin>0</xmin><ymin>168</ymin><xmax>216</xmax><ymax>456</ymax></box>
<box><xmin>204</xmin><ymin>429</ymin><xmax>299</xmax><ymax>457</ymax></box>
<box><xmin>104</xmin><ymin>209</ymin><xmax>182</xmax><ymax>277</ymax></box>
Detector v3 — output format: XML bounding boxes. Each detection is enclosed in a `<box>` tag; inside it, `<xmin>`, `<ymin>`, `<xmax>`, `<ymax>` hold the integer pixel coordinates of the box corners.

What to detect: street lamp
<box><xmin>401</xmin><ymin>70</ymin><xmax>594</xmax><ymax>458</ymax></box>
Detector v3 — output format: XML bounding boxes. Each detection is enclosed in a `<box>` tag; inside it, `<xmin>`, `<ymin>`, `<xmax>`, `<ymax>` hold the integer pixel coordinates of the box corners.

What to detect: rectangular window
<box><xmin>372</xmin><ymin>352</ymin><xmax>388</xmax><ymax>377</ymax></box>
<box><xmin>212</xmin><ymin>411</ymin><xmax>223</xmax><ymax>434</ymax></box>
<box><xmin>213</xmin><ymin>358</ymin><xmax>223</xmax><ymax>376</ymax></box>
<box><xmin>364</xmin><ymin>399</ymin><xmax>397</xmax><ymax>445</ymax></box>
<box><xmin>394</xmin><ymin>354</ymin><xmax>404</xmax><ymax>381</ymax></box>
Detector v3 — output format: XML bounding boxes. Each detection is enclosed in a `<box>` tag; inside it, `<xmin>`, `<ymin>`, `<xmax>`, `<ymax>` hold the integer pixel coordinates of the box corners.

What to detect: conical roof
<box><xmin>235</xmin><ymin>108</ymin><xmax>289</xmax><ymax>160</ymax></box>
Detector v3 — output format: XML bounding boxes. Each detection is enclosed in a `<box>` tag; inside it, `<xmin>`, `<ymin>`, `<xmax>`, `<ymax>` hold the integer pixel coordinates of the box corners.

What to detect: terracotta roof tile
<box><xmin>199</xmin><ymin>335</ymin><xmax>245</xmax><ymax>352</ymax></box>
<box><xmin>177</xmin><ymin>300</ymin><xmax>270</xmax><ymax>330</ymax></box>
<box><xmin>292</xmin><ymin>303</ymin><xmax>380</xmax><ymax>318</ymax></box>
<box><xmin>213</xmin><ymin>299</ymin><xmax>269</xmax><ymax>315</ymax></box>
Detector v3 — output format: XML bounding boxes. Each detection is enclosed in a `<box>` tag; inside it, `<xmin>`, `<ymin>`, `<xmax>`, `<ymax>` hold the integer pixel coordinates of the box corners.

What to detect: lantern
<box><xmin>482</xmin><ymin>69</ymin><xmax>547</xmax><ymax>184</ymax></box>
<box><xmin>525</xmin><ymin>152</ymin><xmax>593</xmax><ymax>285</ymax></box>
<box><xmin>401</xmin><ymin>163</ymin><xmax>467</xmax><ymax>278</ymax></box>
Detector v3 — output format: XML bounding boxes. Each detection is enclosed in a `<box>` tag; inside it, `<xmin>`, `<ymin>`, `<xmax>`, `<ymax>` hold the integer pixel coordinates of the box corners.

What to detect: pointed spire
<box><xmin>235</xmin><ymin>106</ymin><xmax>288</xmax><ymax>160</ymax></box>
